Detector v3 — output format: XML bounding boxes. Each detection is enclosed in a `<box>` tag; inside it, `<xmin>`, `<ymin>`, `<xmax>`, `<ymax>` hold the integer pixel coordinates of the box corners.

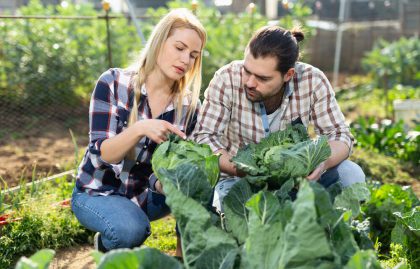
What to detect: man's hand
<box><xmin>306</xmin><ymin>161</ymin><xmax>326</xmax><ymax>181</ymax></box>
<box><xmin>235</xmin><ymin>166</ymin><xmax>246</xmax><ymax>177</ymax></box>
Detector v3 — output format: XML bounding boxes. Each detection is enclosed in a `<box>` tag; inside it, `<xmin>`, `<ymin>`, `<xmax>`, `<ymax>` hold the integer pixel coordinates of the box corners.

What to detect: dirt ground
<box><xmin>0</xmin><ymin>130</ymin><xmax>89</xmax><ymax>188</ymax></box>
<box><xmin>49</xmin><ymin>244</ymin><xmax>95</xmax><ymax>269</ymax></box>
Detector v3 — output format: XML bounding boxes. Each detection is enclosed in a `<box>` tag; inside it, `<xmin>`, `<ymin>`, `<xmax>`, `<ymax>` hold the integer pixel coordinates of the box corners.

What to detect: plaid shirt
<box><xmin>192</xmin><ymin>61</ymin><xmax>353</xmax><ymax>177</ymax></box>
<box><xmin>76</xmin><ymin>68</ymin><xmax>199</xmax><ymax>198</ymax></box>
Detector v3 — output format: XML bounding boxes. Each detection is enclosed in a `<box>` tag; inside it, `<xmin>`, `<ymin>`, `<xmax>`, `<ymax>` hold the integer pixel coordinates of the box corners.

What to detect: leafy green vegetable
<box><xmin>334</xmin><ymin>183</ymin><xmax>371</xmax><ymax>218</ymax></box>
<box><xmin>161</xmin><ymin>179</ymin><xmax>238</xmax><ymax>269</ymax></box>
<box><xmin>157</xmin><ymin>163</ymin><xmax>212</xmax><ymax>208</ymax></box>
<box><xmin>232</xmin><ymin>125</ymin><xmax>331</xmax><ymax>188</ymax></box>
<box><xmin>96</xmin><ymin>247</ymin><xmax>183</xmax><ymax>269</ymax></box>
<box><xmin>391</xmin><ymin>207</ymin><xmax>420</xmax><ymax>268</ymax></box>
<box><xmin>223</xmin><ymin>179</ymin><xmax>253</xmax><ymax>245</ymax></box>
<box><xmin>134</xmin><ymin>125</ymin><xmax>376</xmax><ymax>269</ymax></box>
<box><xmin>343</xmin><ymin>250</ymin><xmax>382</xmax><ymax>269</ymax></box>
<box><xmin>152</xmin><ymin>135</ymin><xmax>220</xmax><ymax>188</ymax></box>
<box><xmin>242</xmin><ymin>181</ymin><xmax>335</xmax><ymax>269</ymax></box>
<box><xmin>15</xmin><ymin>249</ymin><xmax>55</xmax><ymax>269</ymax></box>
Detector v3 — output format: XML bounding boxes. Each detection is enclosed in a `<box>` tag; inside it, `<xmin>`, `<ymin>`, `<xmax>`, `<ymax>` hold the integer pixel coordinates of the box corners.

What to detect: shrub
<box><xmin>351</xmin><ymin>117</ymin><xmax>420</xmax><ymax>165</ymax></box>
<box><xmin>0</xmin><ymin>0</ymin><xmax>139</xmax><ymax>109</ymax></box>
<box><xmin>362</xmin><ymin>37</ymin><xmax>420</xmax><ymax>88</ymax></box>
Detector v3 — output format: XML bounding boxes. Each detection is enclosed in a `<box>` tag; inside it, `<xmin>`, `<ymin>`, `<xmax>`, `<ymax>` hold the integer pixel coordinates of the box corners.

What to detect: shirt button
<box><xmin>124</xmin><ymin>121</ymin><xmax>127</xmax><ymax>124</ymax></box>
<box><xmin>143</xmin><ymin>145</ymin><xmax>147</xmax><ymax>149</ymax></box>
<box><xmin>136</xmin><ymin>161</ymin><xmax>140</xmax><ymax>165</ymax></box>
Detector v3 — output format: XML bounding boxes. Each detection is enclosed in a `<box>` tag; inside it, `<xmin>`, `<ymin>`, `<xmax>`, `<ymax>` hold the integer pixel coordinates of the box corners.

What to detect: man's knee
<box><xmin>337</xmin><ymin>160</ymin><xmax>366</xmax><ymax>187</ymax></box>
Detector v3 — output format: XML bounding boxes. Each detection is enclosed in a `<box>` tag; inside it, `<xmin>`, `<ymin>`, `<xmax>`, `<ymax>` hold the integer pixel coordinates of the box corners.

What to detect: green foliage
<box><xmin>362</xmin><ymin>37</ymin><xmax>420</xmax><ymax>88</ymax></box>
<box><xmin>0</xmin><ymin>0</ymin><xmax>316</xmax><ymax>109</ymax></box>
<box><xmin>278</xmin><ymin>0</ymin><xmax>313</xmax><ymax>29</ymax></box>
<box><xmin>95</xmin><ymin>247</ymin><xmax>183</xmax><ymax>269</ymax></box>
<box><xmin>232</xmin><ymin>124</ymin><xmax>331</xmax><ymax>188</ymax></box>
<box><xmin>0</xmin><ymin>205</ymin><xmax>90</xmax><ymax>268</ymax></box>
<box><xmin>0</xmin><ymin>174</ymin><xmax>89</xmax><ymax>268</ymax></box>
<box><xmin>337</xmin><ymin>81</ymin><xmax>420</xmax><ymax>121</ymax></box>
<box><xmin>380</xmin><ymin>243</ymin><xmax>409</xmax><ymax>269</ymax></box>
<box><xmin>361</xmin><ymin>183</ymin><xmax>419</xmax><ymax>257</ymax></box>
<box><xmin>351</xmin><ymin>117</ymin><xmax>420</xmax><ymax>165</ymax></box>
<box><xmin>148</xmin><ymin>127</ymin><xmax>373</xmax><ymax>269</ymax></box>
<box><xmin>349</xmin><ymin>148</ymin><xmax>414</xmax><ymax>185</ymax></box>
<box><xmin>15</xmin><ymin>249</ymin><xmax>55</xmax><ymax>269</ymax></box>
<box><xmin>151</xmin><ymin>135</ymin><xmax>220</xmax><ymax>188</ymax></box>
<box><xmin>334</xmin><ymin>183</ymin><xmax>371</xmax><ymax>218</ymax></box>
<box><xmin>391</xmin><ymin>208</ymin><xmax>420</xmax><ymax>268</ymax></box>
<box><xmin>344</xmin><ymin>250</ymin><xmax>383</xmax><ymax>269</ymax></box>
<box><xmin>0</xmin><ymin>0</ymin><xmax>139</xmax><ymax>108</ymax></box>
<box><xmin>143</xmin><ymin>217</ymin><xmax>177</xmax><ymax>253</ymax></box>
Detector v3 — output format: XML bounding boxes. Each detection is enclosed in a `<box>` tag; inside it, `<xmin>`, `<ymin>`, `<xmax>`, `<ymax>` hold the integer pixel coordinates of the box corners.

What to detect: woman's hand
<box><xmin>139</xmin><ymin>119</ymin><xmax>186</xmax><ymax>144</ymax></box>
<box><xmin>155</xmin><ymin>180</ymin><xmax>165</xmax><ymax>195</ymax></box>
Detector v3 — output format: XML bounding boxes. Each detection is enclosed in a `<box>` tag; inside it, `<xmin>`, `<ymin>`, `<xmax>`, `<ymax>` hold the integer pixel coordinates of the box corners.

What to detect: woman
<box><xmin>71</xmin><ymin>8</ymin><xmax>206</xmax><ymax>255</ymax></box>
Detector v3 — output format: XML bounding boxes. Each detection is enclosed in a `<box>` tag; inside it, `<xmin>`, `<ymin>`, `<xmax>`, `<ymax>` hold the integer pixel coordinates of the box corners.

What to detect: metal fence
<box><xmin>0</xmin><ymin>14</ymin><xmax>144</xmax><ymax>139</ymax></box>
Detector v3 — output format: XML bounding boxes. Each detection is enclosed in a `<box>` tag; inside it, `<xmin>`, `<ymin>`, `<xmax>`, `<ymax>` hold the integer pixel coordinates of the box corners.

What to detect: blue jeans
<box><xmin>213</xmin><ymin>160</ymin><xmax>365</xmax><ymax>212</ymax></box>
<box><xmin>71</xmin><ymin>188</ymin><xmax>170</xmax><ymax>250</ymax></box>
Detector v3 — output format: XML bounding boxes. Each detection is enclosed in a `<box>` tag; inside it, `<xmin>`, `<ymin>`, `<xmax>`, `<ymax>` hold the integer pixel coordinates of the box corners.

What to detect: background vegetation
<box><xmin>0</xmin><ymin>0</ymin><xmax>418</xmax><ymax>268</ymax></box>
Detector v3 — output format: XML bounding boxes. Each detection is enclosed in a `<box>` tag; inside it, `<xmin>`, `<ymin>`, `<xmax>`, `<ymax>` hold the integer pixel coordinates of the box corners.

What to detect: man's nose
<box><xmin>246</xmin><ymin>75</ymin><xmax>257</xmax><ymax>88</ymax></box>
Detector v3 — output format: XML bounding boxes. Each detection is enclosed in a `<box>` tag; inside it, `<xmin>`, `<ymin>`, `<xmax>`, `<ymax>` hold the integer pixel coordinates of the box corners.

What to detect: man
<box><xmin>192</xmin><ymin>26</ymin><xmax>365</xmax><ymax>211</ymax></box>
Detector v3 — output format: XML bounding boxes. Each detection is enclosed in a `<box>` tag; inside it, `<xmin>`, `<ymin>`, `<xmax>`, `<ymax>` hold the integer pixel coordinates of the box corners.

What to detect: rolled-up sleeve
<box><xmin>192</xmin><ymin>71</ymin><xmax>232</xmax><ymax>153</ymax></box>
<box><xmin>311</xmin><ymin>72</ymin><xmax>353</xmax><ymax>151</ymax></box>
<box><xmin>88</xmin><ymin>70</ymin><xmax>124</xmax><ymax>176</ymax></box>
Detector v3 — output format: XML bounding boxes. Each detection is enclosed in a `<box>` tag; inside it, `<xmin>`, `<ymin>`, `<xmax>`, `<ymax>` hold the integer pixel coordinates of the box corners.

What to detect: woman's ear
<box><xmin>284</xmin><ymin>68</ymin><xmax>295</xmax><ymax>82</ymax></box>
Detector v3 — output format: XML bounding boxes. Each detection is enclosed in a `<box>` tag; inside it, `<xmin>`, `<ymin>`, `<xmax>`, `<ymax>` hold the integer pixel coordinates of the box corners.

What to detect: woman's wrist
<box><xmin>134</xmin><ymin>120</ymin><xmax>146</xmax><ymax>139</ymax></box>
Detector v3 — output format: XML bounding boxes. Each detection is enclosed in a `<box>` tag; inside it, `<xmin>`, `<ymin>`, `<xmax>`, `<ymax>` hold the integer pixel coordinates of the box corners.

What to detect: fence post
<box><xmin>247</xmin><ymin>3</ymin><xmax>256</xmax><ymax>37</ymax></box>
<box><xmin>332</xmin><ymin>0</ymin><xmax>348</xmax><ymax>88</ymax></box>
<box><xmin>102</xmin><ymin>1</ymin><xmax>113</xmax><ymax>68</ymax></box>
<box><xmin>191</xmin><ymin>0</ymin><xmax>198</xmax><ymax>16</ymax></box>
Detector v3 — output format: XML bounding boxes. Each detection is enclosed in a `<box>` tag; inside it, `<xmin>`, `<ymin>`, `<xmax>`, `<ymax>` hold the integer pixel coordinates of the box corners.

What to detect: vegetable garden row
<box><xmin>4</xmin><ymin>125</ymin><xmax>419</xmax><ymax>269</ymax></box>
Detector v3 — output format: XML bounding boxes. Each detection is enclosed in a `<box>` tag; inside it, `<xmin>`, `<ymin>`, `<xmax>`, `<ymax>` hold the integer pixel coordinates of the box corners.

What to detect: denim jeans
<box><xmin>71</xmin><ymin>188</ymin><xmax>170</xmax><ymax>251</ymax></box>
<box><xmin>212</xmin><ymin>160</ymin><xmax>365</xmax><ymax>212</ymax></box>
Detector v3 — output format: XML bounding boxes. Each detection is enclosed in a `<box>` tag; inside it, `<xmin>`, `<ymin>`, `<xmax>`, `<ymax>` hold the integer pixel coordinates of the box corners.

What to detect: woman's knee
<box><xmin>338</xmin><ymin>160</ymin><xmax>366</xmax><ymax>187</ymax></box>
<box><xmin>109</xmin><ymin>222</ymin><xmax>151</xmax><ymax>249</ymax></box>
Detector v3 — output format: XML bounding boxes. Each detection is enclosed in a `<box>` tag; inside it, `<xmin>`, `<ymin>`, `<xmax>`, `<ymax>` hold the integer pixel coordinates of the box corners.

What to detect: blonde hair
<box><xmin>128</xmin><ymin>8</ymin><xmax>206</xmax><ymax>159</ymax></box>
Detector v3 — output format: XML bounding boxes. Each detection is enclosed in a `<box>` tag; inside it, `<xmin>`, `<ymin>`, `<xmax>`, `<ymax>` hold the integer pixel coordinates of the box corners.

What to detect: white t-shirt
<box><xmin>267</xmin><ymin>106</ymin><xmax>282</xmax><ymax>133</ymax></box>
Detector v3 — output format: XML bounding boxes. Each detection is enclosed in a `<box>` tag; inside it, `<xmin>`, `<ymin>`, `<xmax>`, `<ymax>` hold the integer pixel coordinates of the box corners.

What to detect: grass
<box><xmin>144</xmin><ymin>216</ymin><xmax>177</xmax><ymax>255</ymax></box>
<box><xmin>0</xmin><ymin>175</ymin><xmax>91</xmax><ymax>268</ymax></box>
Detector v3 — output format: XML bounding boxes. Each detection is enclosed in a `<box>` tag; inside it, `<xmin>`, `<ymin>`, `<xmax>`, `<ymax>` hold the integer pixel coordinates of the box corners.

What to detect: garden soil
<box><xmin>49</xmin><ymin>244</ymin><xmax>95</xmax><ymax>269</ymax></box>
<box><xmin>0</xmin><ymin>130</ymin><xmax>89</xmax><ymax>188</ymax></box>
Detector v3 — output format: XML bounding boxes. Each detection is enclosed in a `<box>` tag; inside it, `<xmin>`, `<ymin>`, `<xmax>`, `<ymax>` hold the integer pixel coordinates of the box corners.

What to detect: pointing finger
<box><xmin>168</xmin><ymin>124</ymin><xmax>187</xmax><ymax>139</ymax></box>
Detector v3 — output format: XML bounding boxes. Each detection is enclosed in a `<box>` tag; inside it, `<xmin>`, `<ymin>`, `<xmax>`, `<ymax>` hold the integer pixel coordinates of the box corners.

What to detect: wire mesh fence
<box><xmin>0</xmin><ymin>15</ymin><xmax>143</xmax><ymax>139</ymax></box>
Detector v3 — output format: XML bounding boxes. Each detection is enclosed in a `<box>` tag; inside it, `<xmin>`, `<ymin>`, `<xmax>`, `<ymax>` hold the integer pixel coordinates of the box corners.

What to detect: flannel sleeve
<box><xmin>88</xmin><ymin>69</ymin><xmax>124</xmax><ymax>176</ymax></box>
<box><xmin>310</xmin><ymin>71</ymin><xmax>354</xmax><ymax>151</ymax></box>
<box><xmin>191</xmin><ymin>70</ymin><xmax>232</xmax><ymax>153</ymax></box>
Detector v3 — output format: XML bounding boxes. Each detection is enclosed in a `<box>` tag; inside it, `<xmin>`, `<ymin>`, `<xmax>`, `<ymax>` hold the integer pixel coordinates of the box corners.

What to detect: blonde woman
<box><xmin>71</xmin><ymin>9</ymin><xmax>206</xmax><ymax>255</ymax></box>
